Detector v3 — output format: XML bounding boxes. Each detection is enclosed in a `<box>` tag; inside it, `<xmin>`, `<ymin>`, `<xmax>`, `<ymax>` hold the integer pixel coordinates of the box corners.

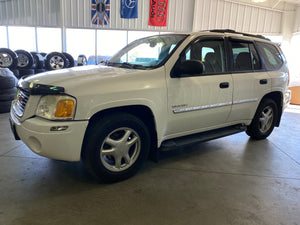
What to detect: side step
<box><xmin>160</xmin><ymin>124</ymin><xmax>246</xmax><ymax>151</ymax></box>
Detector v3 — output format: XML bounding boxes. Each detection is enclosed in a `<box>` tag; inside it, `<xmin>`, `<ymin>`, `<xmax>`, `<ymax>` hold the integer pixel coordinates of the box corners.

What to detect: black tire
<box><xmin>0</xmin><ymin>73</ymin><xmax>17</xmax><ymax>89</ymax></box>
<box><xmin>77</xmin><ymin>55</ymin><xmax>87</xmax><ymax>66</ymax></box>
<box><xmin>34</xmin><ymin>69</ymin><xmax>46</xmax><ymax>74</ymax></box>
<box><xmin>0</xmin><ymin>87</ymin><xmax>17</xmax><ymax>101</ymax></box>
<box><xmin>63</xmin><ymin>52</ymin><xmax>75</xmax><ymax>68</ymax></box>
<box><xmin>246</xmin><ymin>99</ymin><xmax>278</xmax><ymax>140</ymax></box>
<box><xmin>45</xmin><ymin>52</ymin><xmax>69</xmax><ymax>70</ymax></box>
<box><xmin>19</xmin><ymin>69</ymin><xmax>35</xmax><ymax>79</ymax></box>
<box><xmin>11</xmin><ymin>69</ymin><xmax>20</xmax><ymax>79</ymax></box>
<box><xmin>31</xmin><ymin>52</ymin><xmax>45</xmax><ymax>69</ymax></box>
<box><xmin>0</xmin><ymin>48</ymin><xmax>18</xmax><ymax>70</ymax></box>
<box><xmin>82</xmin><ymin>113</ymin><xmax>151</xmax><ymax>182</ymax></box>
<box><xmin>40</xmin><ymin>52</ymin><xmax>47</xmax><ymax>57</ymax></box>
<box><xmin>0</xmin><ymin>100</ymin><xmax>12</xmax><ymax>113</ymax></box>
<box><xmin>15</xmin><ymin>50</ymin><xmax>34</xmax><ymax>69</ymax></box>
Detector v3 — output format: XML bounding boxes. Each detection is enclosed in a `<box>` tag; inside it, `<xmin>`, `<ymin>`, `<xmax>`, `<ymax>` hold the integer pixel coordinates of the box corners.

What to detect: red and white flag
<box><xmin>148</xmin><ymin>0</ymin><xmax>168</xmax><ymax>27</ymax></box>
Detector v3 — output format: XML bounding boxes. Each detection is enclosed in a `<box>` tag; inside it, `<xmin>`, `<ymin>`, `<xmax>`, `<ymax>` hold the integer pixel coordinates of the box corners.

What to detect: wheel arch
<box><xmin>82</xmin><ymin>105</ymin><xmax>158</xmax><ymax>160</ymax></box>
<box><xmin>260</xmin><ymin>91</ymin><xmax>283</xmax><ymax>127</ymax></box>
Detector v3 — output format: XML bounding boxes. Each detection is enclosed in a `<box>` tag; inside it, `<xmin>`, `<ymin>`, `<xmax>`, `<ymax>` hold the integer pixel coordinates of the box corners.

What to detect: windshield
<box><xmin>108</xmin><ymin>34</ymin><xmax>187</xmax><ymax>69</ymax></box>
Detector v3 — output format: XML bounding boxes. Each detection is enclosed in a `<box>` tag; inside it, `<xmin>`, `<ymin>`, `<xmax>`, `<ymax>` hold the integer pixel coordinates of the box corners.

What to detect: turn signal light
<box><xmin>55</xmin><ymin>100</ymin><xmax>75</xmax><ymax>118</ymax></box>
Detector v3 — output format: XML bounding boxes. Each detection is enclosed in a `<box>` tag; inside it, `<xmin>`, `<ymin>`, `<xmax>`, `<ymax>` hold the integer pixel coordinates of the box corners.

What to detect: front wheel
<box><xmin>246</xmin><ymin>99</ymin><xmax>278</xmax><ymax>140</ymax></box>
<box><xmin>82</xmin><ymin>113</ymin><xmax>151</xmax><ymax>182</ymax></box>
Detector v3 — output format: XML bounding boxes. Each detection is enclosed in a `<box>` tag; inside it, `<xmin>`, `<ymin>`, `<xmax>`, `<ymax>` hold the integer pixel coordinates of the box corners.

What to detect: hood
<box><xmin>22</xmin><ymin>65</ymin><xmax>146</xmax><ymax>96</ymax></box>
<box><xmin>25</xmin><ymin>65</ymin><xmax>134</xmax><ymax>87</ymax></box>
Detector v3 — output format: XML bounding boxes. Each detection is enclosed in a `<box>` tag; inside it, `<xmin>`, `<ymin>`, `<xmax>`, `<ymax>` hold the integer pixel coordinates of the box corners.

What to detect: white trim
<box><xmin>173</xmin><ymin>98</ymin><xmax>258</xmax><ymax>114</ymax></box>
<box><xmin>233</xmin><ymin>98</ymin><xmax>258</xmax><ymax>104</ymax></box>
<box><xmin>173</xmin><ymin>102</ymin><xmax>232</xmax><ymax>114</ymax></box>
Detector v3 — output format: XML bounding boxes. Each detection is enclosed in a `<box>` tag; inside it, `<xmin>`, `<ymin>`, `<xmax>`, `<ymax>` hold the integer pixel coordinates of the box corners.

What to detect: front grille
<box><xmin>13</xmin><ymin>89</ymin><xmax>30</xmax><ymax>118</ymax></box>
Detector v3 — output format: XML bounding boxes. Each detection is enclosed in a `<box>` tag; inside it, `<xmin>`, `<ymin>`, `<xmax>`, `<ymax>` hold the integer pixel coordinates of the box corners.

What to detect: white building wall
<box><xmin>294</xmin><ymin>5</ymin><xmax>300</xmax><ymax>33</ymax></box>
<box><xmin>0</xmin><ymin>0</ymin><xmax>195</xmax><ymax>32</ymax></box>
<box><xmin>0</xmin><ymin>0</ymin><xmax>61</xmax><ymax>27</ymax></box>
<box><xmin>62</xmin><ymin>0</ymin><xmax>195</xmax><ymax>32</ymax></box>
<box><xmin>193</xmin><ymin>0</ymin><xmax>282</xmax><ymax>34</ymax></box>
<box><xmin>0</xmin><ymin>0</ymin><xmax>285</xmax><ymax>35</ymax></box>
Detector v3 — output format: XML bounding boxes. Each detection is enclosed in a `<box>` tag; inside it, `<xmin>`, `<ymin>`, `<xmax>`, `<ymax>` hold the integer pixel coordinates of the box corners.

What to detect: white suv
<box><xmin>9</xmin><ymin>30</ymin><xmax>291</xmax><ymax>182</ymax></box>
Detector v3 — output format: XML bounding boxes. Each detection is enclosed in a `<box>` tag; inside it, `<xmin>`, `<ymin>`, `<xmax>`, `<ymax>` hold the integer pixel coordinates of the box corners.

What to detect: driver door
<box><xmin>165</xmin><ymin>38</ymin><xmax>233</xmax><ymax>138</ymax></box>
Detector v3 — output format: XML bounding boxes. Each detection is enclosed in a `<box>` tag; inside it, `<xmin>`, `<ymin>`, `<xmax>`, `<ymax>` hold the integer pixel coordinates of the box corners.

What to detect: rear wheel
<box><xmin>246</xmin><ymin>99</ymin><xmax>278</xmax><ymax>140</ymax></box>
<box><xmin>82</xmin><ymin>113</ymin><xmax>151</xmax><ymax>182</ymax></box>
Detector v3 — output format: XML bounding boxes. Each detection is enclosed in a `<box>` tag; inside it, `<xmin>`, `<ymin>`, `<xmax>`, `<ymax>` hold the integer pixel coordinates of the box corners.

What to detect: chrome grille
<box><xmin>13</xmin><ymin>89</ymin><xmax>30</xmax><ymax>118</ymax></box>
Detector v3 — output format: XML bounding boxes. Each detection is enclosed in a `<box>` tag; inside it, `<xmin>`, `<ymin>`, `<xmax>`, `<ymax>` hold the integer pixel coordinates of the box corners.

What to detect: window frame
<box><xmin>228</xmin><ymin>37</ymin><xmax>264</xmax><ymax>73</ymax></box>
<box><xmin>171</xmin><ymin>36</ymin><xmax>229</xmax><ymax>77</ymax></box>
<box><xmin>255</xmin><ymin>41</ymin><xmax>284</xmax><ymax>71</ymax></box>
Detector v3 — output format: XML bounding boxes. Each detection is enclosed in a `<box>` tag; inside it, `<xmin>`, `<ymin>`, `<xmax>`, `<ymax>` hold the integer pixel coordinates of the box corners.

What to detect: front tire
<box><xmin>246</xmin><ymin>98</ymin><xmax>278</xmax><ymax>140</ymax></box>
<box><xmin>82</xmin><ymin>113</ymin><xmax>151</xmax><ymax>182</ymax></box>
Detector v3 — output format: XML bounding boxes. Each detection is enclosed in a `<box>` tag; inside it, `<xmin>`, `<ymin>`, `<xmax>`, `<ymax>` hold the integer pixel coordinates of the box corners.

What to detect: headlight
<box><xmin>36</xmin><ymin>95</ymin><xmax>76</xmax><ymax>120</ymax></box>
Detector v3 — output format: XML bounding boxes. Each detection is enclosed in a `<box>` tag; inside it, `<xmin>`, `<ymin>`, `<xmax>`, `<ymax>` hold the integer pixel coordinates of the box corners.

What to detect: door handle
<box><xmin>260</xmin><ymin>79</ymin><xmax>268</xmax><ymax>85</ymax></box>
<box><xmin>219</xmin><ymin>82</ymin><xmax>229</xmax><ymax>89</ymax></box>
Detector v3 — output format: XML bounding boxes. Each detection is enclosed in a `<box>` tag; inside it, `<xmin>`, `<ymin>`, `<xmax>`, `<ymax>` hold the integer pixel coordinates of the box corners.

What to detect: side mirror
<box><xmin>171</xmin><ymin>60</ymin><xmax>204</xmax><ymax>78</ymax></box>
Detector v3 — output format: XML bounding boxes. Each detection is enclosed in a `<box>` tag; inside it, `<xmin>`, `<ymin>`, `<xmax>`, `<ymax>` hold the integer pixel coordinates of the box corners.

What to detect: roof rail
<box><xmin>208</xmin><ymin>29</ymin><xmax>270</xmax><ymax>41</ymax></box>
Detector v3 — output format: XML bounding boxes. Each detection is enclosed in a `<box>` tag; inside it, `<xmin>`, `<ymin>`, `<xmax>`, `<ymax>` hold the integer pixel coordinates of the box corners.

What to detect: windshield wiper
<box><xmin>119</xmin><ymin>62</ymin><xmax>134</xmax><ymax>68</ymax></box>
<box><xmin>106</xmin><ymin>62</ymin><xmax>132</xmax><ymax>68</ymax></box>
<box><xmin>107</xmin><ymin>62</ymin><xmax>148</xmax><ymax>70</ymax></box>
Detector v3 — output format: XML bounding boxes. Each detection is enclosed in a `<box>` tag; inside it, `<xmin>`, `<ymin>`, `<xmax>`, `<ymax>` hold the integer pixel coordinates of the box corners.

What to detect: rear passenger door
<box><xmin>227</xmin><ymin>38</ymin><xmax>271</xmax><ymax>122</ymax></box>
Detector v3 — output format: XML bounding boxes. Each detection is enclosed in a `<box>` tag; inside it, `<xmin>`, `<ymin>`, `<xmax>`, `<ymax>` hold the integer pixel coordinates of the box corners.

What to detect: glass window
<box><xmin>182</xmin><ymin>40</ymin><xmax>225</xmax><ymax>74</ymax></box>
<box><xmin>256</xmin><ymin>42</ymin><xmax>283</xmax><ymax>70</ymax></box>
<box><xmin>97</xmin><ymin>30</ymin><xmax>127</xmax><ymax>63</ymax></box>
<box><xmin>66</xmin><ymin>29</ymin><xmax>95</xmax><ymax>65</ymax></box>
<box><xmin>128</xmin><ymin>31</ymin><xmax>159</xmax><ymax>43</ymax></box>
<box><xmin>8</xmin><ymin>26</ymin><xmax>36</xmax><ymax>51</ymax></box>
<box><xmin>231</xmin><ymin>41</ymin><xmax>262</xmax><ymax>71</ymax></box>
<box><xmin>0</xmin><ymin>26</ymin><xmax>8</xmax><ymax>48</ymax></box>
<box><xmin>109</xmin><ymin>34</ymin><xmax>187</xmax><ymax>68</ymax></box>
<box><xmin>37</xmin><ymin>27</ymin><xmax>62</xmax><ymax>53</ymax></box>
<box><xmin>250</xmin><ymin>44</ymin><xmax>261</xmax><ymax>70</ymax></box>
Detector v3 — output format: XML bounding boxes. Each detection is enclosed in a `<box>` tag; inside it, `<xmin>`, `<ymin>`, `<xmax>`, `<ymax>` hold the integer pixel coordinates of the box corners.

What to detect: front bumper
<box><xmin>10</xmin><ymin>111</ymin><xmax>89</xmax><ymax>161</ymax></box>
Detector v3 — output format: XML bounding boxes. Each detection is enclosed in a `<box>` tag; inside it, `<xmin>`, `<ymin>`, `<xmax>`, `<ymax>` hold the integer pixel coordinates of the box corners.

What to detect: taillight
<box><xmin>287</xmin><ymin>71</ymin><xmax>290</xmax><ymax>86</ymax></box>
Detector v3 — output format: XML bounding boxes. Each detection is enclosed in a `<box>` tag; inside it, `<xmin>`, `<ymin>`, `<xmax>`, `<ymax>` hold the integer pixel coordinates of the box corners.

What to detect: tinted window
<box><xmin>182</xmin><ymin>40</ymin><xmax>225</xmax><ymax>74</ymax></box>
<box><xmin>231</xmin><ymin>41</ymin><xmax>262</xmax><ymax>72</ymax></box>
<box><xmin>256</xmin><ymin>42</ymin><xmax>283</xmax><ymax>70</ymax></box>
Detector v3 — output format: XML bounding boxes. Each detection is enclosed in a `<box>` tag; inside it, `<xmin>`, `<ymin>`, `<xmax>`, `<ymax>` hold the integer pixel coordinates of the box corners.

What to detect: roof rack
<box><xmin>208</xmin><ymin>29</ymin><xmax>270</xmax><ymax>41</ymax></box>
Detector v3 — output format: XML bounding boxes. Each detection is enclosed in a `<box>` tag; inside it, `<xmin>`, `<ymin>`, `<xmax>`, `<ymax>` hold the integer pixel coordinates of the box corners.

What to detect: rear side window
<box><xmin>231</xmin><ymin>41</ymin><xmax>262</xmax><ymax>72</ymax></box>
<box><xmin>256</xmin><ymin>42</ymin><xmax>283</xmax><ymax>70</ymax></box>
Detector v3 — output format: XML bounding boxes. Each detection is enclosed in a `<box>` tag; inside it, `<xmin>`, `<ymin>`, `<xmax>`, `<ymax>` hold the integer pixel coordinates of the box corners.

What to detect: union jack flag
<box><xmin>91</xmin><ymin>0</ymin><xmax>110</xmax><ymax>25</ymax></box>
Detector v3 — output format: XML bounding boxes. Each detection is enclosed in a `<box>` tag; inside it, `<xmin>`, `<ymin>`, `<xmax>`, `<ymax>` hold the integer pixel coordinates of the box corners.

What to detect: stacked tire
<box><xmin>0</xmin><ymin>48</ymin><xmax>77</xmax><ymax>80</ymax></box>
<box><xmin>0</xmin><ymin>68</ymin><xmax>17</xmax><ymax>113</ymax></box>
<box><xmin>31</xmin><ymin>52</ymin><xmax>46</xmax><ymax>74</ymax></box>
<box><xmin>15</xmin><ymin>50</ymin><xmax>35</xmax><ymax>78</ymax></box>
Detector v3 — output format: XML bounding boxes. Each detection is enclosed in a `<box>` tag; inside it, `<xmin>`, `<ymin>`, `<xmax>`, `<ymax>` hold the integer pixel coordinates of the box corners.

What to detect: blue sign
<box><xmin>121</xmin><ymin>0</ymin><xmax>138</xmax><ymax>19</ymax></box>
